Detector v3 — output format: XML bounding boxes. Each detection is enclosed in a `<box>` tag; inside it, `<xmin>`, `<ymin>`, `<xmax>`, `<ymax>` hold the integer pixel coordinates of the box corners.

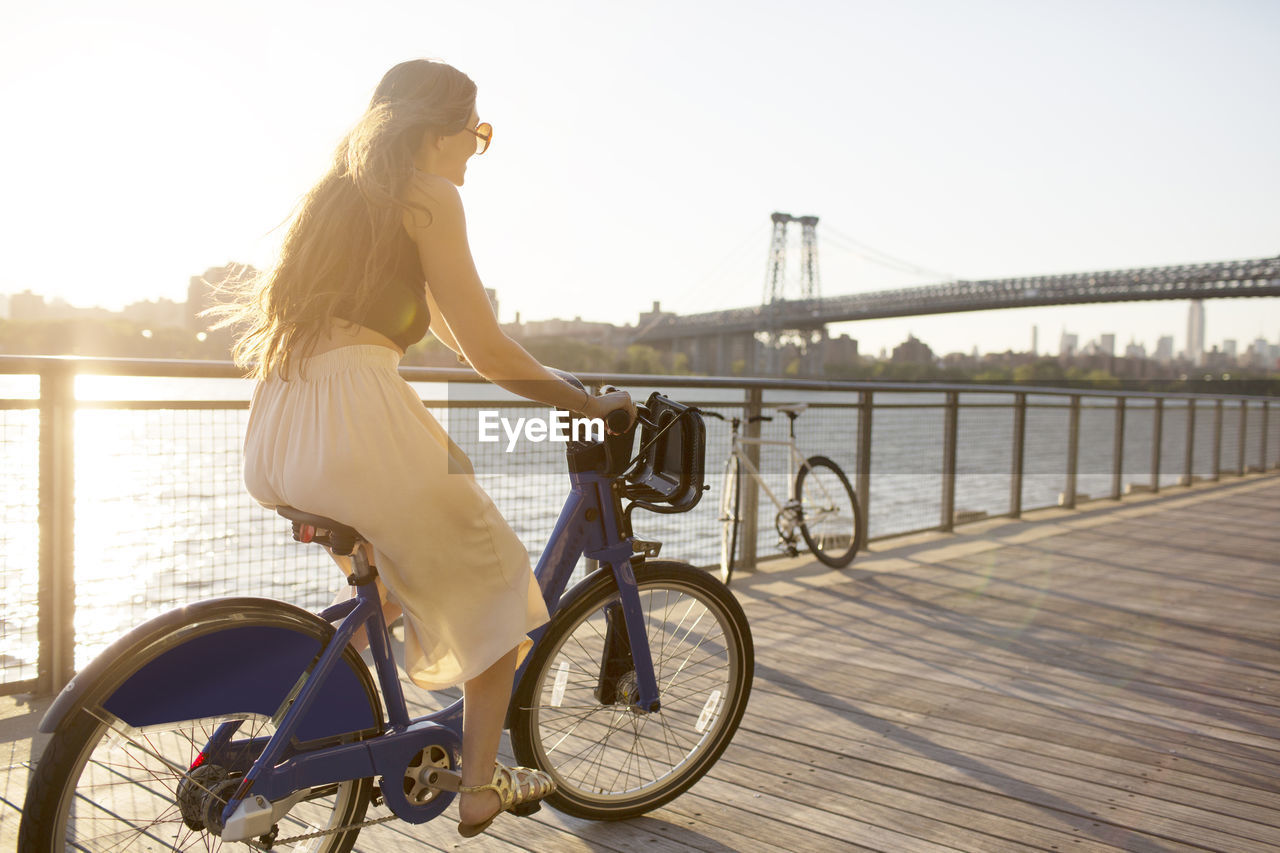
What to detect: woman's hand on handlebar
<box><xmin>583</xmin><ymin>389</ymin><xmax>636</xmax><ymax>434</ymax></box>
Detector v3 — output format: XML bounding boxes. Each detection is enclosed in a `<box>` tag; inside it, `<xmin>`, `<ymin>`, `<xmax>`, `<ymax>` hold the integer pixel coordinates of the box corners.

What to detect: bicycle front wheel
<box><xmin>718</xmin><ymin>454</ymin><xmax>741</xmax><ymax>584</ymax></box>
<box><xmin>510</xmin><ymin>561</ymin><xmax>754</xmax><ymax>820</ymax></box>
<box><xmin>19</xmin><ymin>599</ymin><xmax>378</xmax><ymax>853</ymax></box>
<box><xmin>795</xmin><ymin>455</ymin><xmax>861</xmax><ymax>568</ymax></box>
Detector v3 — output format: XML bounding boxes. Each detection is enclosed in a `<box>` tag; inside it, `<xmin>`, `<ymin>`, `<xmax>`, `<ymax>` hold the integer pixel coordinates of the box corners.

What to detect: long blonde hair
<box><xmin>215</xmin><ymin>60</ymin><xmax>476</xmax><ymax>379</ymax></box>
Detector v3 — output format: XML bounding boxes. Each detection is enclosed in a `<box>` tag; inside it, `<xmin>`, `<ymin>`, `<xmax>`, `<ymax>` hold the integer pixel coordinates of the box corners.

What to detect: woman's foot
<box><xmin>456</xmin><ymin>763</ymin><xmax>555</xmax><ymax>837</ymax></box>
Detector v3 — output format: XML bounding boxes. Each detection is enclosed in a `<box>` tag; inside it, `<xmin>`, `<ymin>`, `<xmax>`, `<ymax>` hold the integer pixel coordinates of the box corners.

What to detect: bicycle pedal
<box><xmin>509</xmin><ymin>801</ymin><xmax>542</xmax><ymax>817</ymax></box>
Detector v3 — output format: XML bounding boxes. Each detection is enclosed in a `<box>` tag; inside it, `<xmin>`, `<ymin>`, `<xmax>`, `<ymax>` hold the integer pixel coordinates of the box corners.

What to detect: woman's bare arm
<box><xmin>420</xmin><ymin>278</ymin><xmax>465</xmax><ymax>358</ymax></box>
<box><xmin>403</xmin><ymin>173</ymin><xmax>632</xmax><ymax>424</ymax></box>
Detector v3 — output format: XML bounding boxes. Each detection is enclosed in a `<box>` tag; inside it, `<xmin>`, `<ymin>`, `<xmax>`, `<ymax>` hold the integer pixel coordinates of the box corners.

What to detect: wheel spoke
<box><xmin>514</xmin><ymin>564</ymin><xmax>752</xmax><ymax>815</ymax></box>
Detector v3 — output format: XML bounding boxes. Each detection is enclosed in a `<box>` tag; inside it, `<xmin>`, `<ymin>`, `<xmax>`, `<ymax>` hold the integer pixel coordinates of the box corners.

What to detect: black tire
<box><xmin>795</xmin><ymin>455</ymin><xmax>861</xmax><ymax>568</ymax></box>
<box><xmin>719</xmin><ymin>454</ymin><xmax>741</xmax><ymax>585</ymax></box>
<box><xmin>510</xmin><ymin>561</ymin><xmax>754</xmax><ymax>820</ymax></box>
<box><xmin>19</xmin><ymin>600</ymin><xmax>377</xmax><ymax>852</ymax></box>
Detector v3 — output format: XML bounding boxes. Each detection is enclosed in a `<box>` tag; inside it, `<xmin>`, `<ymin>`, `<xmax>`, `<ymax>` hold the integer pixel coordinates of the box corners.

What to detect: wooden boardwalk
<box><xmin>3</xmin><ymin>473</ymin><xmax>1278</xmax><ymax>851</ymax></box>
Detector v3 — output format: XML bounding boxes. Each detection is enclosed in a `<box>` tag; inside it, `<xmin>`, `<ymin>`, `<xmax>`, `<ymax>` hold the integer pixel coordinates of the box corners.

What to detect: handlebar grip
<box><xmin>605</xmin><ymin>407</ymin><xmax>632</xmax><ymax>434</ymax></box>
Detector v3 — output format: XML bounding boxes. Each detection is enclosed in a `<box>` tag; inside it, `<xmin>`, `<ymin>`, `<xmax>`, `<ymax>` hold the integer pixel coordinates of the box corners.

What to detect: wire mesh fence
<box><xmin>2</xmin><ymin>356</ymin><xmax>1276</xmax><ymax>695</ymax></box>
<box><xmin>1159</xmin><ymin>401</ymin><xmax>1190</xmax><ymax>488</ymax></box>
<box><xmin>1270</xmin><ymin>407</ymin><xmax>1280</xmax><ymax>469</ymax></box>
<box><xmin>0</xmin><ymin>403</ymin><xmax>40</xmax><ymax>689</ymax></box>
<box><xmin>1077</xmin><ymin>398</ymin><xmax>1117</xmax><ymax>502</ymax></box>
<box><xmin>955</xmin><ymin>396</ymin><xmax>1014</xmax><ymax>522</ymax></box>
<box><xmin>1120</xmin><ymin>399</ymin><xmax>1155</xmax><ymax>492</ymax></box>
<box><xmin>1219</xmin><ymin>402</ymin><xmax>1243</xmax><ymax>477</ymax></box>
<box><xmin>1189</xmin><ymin>400</ymin><xmax>1216</xmax><ymax>481</ymax></box>
<box><xmin>870</xmin><ymin>395</ymin><xmax>945</xmax><ymax>537</ymax></box>
<box><xmin>1023</xmin><ymin>396</ymin><xmax>1072</xmax><ymax>510</ymax></box>
<box><xmin>69</xmin><ymin>405</ymin><xmax>334</xmax><ymax>669</ymax></box>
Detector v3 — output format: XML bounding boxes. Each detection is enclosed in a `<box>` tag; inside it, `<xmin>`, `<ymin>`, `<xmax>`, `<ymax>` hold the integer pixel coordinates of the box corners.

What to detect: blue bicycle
<box><xmin>20</xmin><ymin>379</ymin><xmax>754</xmax><ymax>851</ymax></box>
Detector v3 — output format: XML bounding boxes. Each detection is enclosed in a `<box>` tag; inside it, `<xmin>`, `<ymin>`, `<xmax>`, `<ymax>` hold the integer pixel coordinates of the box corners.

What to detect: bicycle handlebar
<box><xmin>605</xmin><ymin>407</ymin><xmax>632</xmax><ymax>434</ymax></box>
<box><xmin>597</xmin><ymin>384</ymin><xmax>634</xmax><ymax>434</ymax></box>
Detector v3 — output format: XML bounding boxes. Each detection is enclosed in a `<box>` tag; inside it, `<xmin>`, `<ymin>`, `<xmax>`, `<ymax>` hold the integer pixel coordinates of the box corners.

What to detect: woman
<box><xmin>223</xmin><ymin>59</ymin><xmax>634</xmax><ymax>837</ymax></box>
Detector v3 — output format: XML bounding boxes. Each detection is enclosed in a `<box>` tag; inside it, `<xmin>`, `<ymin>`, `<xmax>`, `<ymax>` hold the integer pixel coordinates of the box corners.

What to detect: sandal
<box><xmin>456</xmin><ymin>762</ymin><xmax>556</xmax><ymax>838</ymax></box>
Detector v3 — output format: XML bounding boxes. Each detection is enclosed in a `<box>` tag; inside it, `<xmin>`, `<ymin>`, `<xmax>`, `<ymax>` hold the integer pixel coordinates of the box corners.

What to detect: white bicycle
<box><xmin>702</xmin><ymin>404</ymin><xmax>861</xmax><ymax>584</ymax></box>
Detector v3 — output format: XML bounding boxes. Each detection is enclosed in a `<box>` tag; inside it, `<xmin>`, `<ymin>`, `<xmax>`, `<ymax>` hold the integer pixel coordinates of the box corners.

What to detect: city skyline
<box><xmin>5</xmin><ymin>278</ymin><xmax>1276</xmax><ymax>369</ymax></box>
<box><xmin>2</xmin><ymin>1</ymin><xmax>1277</xmax><ymax>359</ymax></box>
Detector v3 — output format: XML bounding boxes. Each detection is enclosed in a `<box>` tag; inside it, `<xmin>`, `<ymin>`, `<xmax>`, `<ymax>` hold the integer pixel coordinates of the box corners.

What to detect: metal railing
<box><xmin>2</xmin><ymin>355</ymin><xmax>1276</xmax><ymax>695</ymax></box>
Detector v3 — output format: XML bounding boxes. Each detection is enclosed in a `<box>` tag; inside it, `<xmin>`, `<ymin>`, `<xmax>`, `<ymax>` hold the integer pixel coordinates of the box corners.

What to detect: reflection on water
<box><xmin>2</xmin><ymin>379</ymin><xmax>1176</xmax><ymax>676</ymax></box>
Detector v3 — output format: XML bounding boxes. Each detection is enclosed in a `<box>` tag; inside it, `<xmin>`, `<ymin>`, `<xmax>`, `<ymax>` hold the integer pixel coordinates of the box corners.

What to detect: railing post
<box><xmin>1150</xmin><ymin>398</ymin><xmax>1163</xmax><ymax>493</ymax></box>
<box><xmin>1010</xmin><ymin>392</ymin><xmax>1026</xmax><ymax>518</ymax></box>
<box><xmin>1062</xmin><ymin>395</ymin><xmax>1080</xmax><ymax>509</ymax></box>
<box><xmin>856</xmin><ymin>390</ymin><xmax>873</xmax><ymax>547</ymax></box>
<box><xmin>38</xmin><ymin>361</ymin><xmax>76</xmax><ymax>694</ymax></box>
<box><xmin>1111</xmin><ymin>397</ymin><xmax>1125</xmax><ymax>500</ymax></box>
<box><xmin>1211</xmin><ymin>399</ymin><xmax>1223</xmax><ymax>482</ymax></box>
<box><xmin>738</xmin><ymin>387</ymin><xmax>763</xmax><ymax>572</ymax></box>
<box><xmin>1237</xmin><ymin>400</ymin><xmax>1248</xmax><ymax>475</ymax></box>
<box><xmin>940</xmin><ymin>391</ymin><xmax>959</xmax><ymax>531</ymax></box>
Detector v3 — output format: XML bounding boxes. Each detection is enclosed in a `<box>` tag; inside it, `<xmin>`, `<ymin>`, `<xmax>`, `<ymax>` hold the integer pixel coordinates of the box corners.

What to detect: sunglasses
<box><xmin>465</xmin><ymin>121</ymin><xmax>493</xmax><ymax>155</ymax></box>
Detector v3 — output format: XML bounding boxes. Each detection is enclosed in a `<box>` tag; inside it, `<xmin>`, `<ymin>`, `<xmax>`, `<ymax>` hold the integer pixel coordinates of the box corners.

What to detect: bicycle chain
<box><xmin>243</xmin><ymin>811</ymin><xmax>400</xmax><ymax>849</ymax></box>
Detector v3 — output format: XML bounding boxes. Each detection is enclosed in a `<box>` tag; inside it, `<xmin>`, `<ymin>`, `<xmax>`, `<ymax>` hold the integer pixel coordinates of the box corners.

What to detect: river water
<box><xmin>0</xmin><ymin>375</ymin><xmax>1254</xmax><ymax>676</ymax></box>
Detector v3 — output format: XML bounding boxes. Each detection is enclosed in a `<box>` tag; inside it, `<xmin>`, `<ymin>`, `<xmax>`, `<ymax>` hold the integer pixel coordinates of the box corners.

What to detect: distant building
<box><xmin>1222</xmin><ymin>339</ymin><xmax>1237</xmax><ymax>359</ymax></box>
<box><xmin>10</xmin><ymin>290</ymin><xmax>46</xmax><ymax>321</ymax></box>
<box><xmin>124</xmin><ymin>298</ymin><xmax>186</xmax><ymax>329</ymax></box>
<box><xmin>1124</xmin><ymin>340</ymin><xmax>1146</xmax><ymax>360</ymax></box>
<box><xmin>1098</xmin><ymin>333</ymin><xmax>1115</xmax><ymax>357</ymax></box>
<box><xmin>507</xmin><ymin>315</ymin><xmax>624</xmax><ymax>347</ymax></box>
<box><xmin>1059</xmin><ymin>330</ymin><xmax>1078</xmax><ymax>358</ymax></box>
<box><xmin>1154</xmin><ymin>335</ymin><xmax>1174</xmax><ymax>363</ymax></box>
<box><xmin>1244</xmin><ymin>337</ymin><xmax>1277</xmax><ymax>369</ymax></box>
<box><xmin>635</xmin><ymin>300</ymin><xmax>676</xmax><ymax>334</ymax></box>
<box><xmin>891</xmin><ymin>334</ymin><xmax>934</xmax><ymax>364</ymax></box>
<box><xmin>1186</xmin><ymin>300</ymin><xmax>1205</xmax><ymax>365</ymax></box>
<box><xmin>822</xmin><ymin>333</ymin><xmax>858</xmax><ymax>367</ymax></box>
<box><xmin>1031</xmin><ymin>325</ymin><xmax>1038</xmax><ymax>356</ymax></box>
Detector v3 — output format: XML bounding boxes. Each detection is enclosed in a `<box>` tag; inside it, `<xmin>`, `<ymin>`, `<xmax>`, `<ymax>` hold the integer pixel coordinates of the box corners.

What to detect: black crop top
<box><xmin>332</xmin><ymin>229</ymin><xmax>431</xmax><ymax>350</ymax></box>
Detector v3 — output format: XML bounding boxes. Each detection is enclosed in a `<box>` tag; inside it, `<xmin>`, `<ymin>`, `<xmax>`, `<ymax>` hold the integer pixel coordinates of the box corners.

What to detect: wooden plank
<box><xmin>739</xmin><ymin>687</ymin><xmax>1280</xmax><ymax>833</ymax></box>
<box><xmin>742</xmin><ymin>678</ymin><xmax>1280</xmax><ymax>811</ymax></box>
<box><xmin>747</xmin><ymin>614</ymin><xmax>1280</xmax><ymax>744</ymax></box>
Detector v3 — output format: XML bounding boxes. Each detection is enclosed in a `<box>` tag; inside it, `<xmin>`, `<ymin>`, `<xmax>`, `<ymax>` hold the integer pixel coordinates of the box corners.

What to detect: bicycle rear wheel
<box><xmin>795</xmin><ymin>455</ymin><xmax>861</xmax><ymax>568</ymax></box>
<box><xmin>718</xmin><ymin>454</ymin><xmax>741</xmax><ymax>584</ymax></box>
<box><xmin>510</xmin><ymin>561</ymin><xmax>753</xmax><ymax>820</ymax></box>
<box><xmin>19</xmin><ymin>599</ymin><xmax>379</xmax><ymax>853</ymax></box>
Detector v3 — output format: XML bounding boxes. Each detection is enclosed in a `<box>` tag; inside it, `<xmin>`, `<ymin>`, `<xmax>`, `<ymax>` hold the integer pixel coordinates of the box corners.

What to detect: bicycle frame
<box><xmin>727</xmin><ymin>432</ymin><xmax>810</xmax><ymax>512</ymax></box>
<box><xmin>185</xmin><ymin>464</ymin><xmax>659</xmax><ymax>836</ymax></box>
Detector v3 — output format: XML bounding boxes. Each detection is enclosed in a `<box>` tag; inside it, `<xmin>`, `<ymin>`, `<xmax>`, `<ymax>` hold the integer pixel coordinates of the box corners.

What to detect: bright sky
<box><xmin>2</xmin><ymin>0</ymin><xmax>1277</xmax><ymax>358</ymax></box>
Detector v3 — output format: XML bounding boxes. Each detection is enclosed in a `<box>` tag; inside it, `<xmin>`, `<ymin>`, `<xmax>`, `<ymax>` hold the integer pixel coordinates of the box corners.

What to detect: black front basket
<box><xmin>624</xmin><ymin>392</ymin><xmax>706</xmax><ymax>515</ymax></box>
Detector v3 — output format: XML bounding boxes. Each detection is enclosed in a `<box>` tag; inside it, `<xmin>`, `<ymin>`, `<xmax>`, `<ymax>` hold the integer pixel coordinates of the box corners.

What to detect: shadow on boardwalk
<box><xmin>3</xmin><ymin>473</ymin><xmax>1278</xmax><ymax>851</ymax></box>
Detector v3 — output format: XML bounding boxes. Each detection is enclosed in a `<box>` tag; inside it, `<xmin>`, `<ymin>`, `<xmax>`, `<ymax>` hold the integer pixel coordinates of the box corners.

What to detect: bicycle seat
<box><xmin>776</xmin><ymin>403</ymin><xmax>809</xmax><ymax>417</ymax></box>
<box><xmin>275</xmin><ymin>506</ymin><xmax>364</xmax><ymax>556</ymax></box>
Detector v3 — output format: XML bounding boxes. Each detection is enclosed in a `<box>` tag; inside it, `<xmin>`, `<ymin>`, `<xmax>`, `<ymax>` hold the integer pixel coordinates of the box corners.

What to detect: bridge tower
<box><xmin>757</xmin><ymin>212</ymin><xmax>827</xmax><ymax>375</ymax></box>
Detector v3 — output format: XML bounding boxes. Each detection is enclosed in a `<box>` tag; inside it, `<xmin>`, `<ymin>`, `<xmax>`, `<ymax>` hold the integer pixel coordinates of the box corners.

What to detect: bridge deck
<box><xmin>3</xmin><ymin>473</ymin><xmax>1278</xmax><ymax>851</ymax></box>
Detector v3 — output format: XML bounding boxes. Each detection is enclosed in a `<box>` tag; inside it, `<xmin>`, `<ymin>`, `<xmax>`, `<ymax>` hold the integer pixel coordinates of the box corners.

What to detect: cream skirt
<box><xmin>243</xmin><ymin>345</ymin><xmax>550</xmax><ymax>690</ymax></box>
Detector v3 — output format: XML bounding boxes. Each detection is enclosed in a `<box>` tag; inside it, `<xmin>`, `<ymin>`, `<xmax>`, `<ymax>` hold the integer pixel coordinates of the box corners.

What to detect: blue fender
<box><xmin>40</xmin><ymin>597</ymin><xmax>381</xmax><ymax>745</ymax></box>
